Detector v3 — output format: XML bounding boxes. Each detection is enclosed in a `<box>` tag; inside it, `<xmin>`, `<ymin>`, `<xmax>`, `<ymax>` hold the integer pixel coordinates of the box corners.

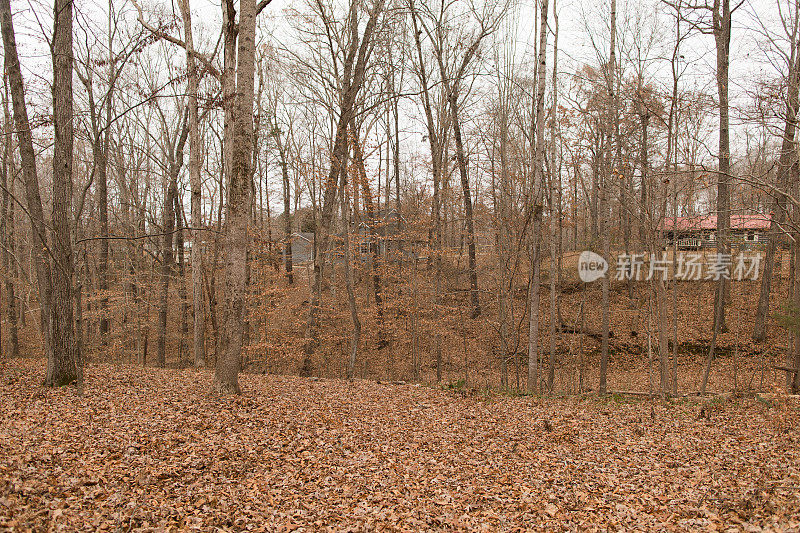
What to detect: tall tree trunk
<box><xmin>547</xmin><ymin>0</ymin><xmax>559</xmax><ymax>393</ymax></box>
<box><xmin>599</xmin><ymin>0</ymin><xmax>617</xmax><ymax>395</ymax></box>
<box><xmin>274</xmin><ymin>124</ymin><xmax>293</xmax><ymax>285</ymax></box>
<box><xmin>713</xmin><ymin>0</ymin><xmax>732</xmax><ymax>334</ymax></box>
<box><xmin>176</xmin><ymin>195</ymin><xmax>188</xmax><ymax>363</ymax></box>
<box><xmin>96</xmin><ymin>129</ymin><xmax>110</xmax><ymax>340</ymax></box>
<box><xmin>409</xmin><ymin>1</ymin><xmax>445</xmax><ymax>379</ymax></box>
<box><xmin>497</xmin><ymin>77</ymin><xmax>512</xmax><ymax>389</ymax></box>
<box><xmin>350</xmin><ymin>119</ymin><xmax>383</xmax><ymax>319</ymax></box>
<box><xmin>48</xmin><ymin>0</ymin><xmax>79</xmax><ymax>386</ymax></box>
<box><xmin>156</xmin><ymin>171</ymin><xmax>178</xmax><ymax>368</ymax></box>
<box><xmin>97</xmin><ymin>1</ymin><xmax>115</xmax><ymax>342</ymax></box>
<box><xmin>702</xmin><ymin>0</ymin><xmax>734</xmax><ymax>391</ymax></box>
<box><xmin>0</xmin><ymin>0</ymin><xmax>54</xmax><ymax>367</ymax></box>
<box><xmin>214</xmin><ymin>0</ymin><xmax>257</xmax><ymax>394</ymax></box>
<box><xmin>793</xmin><ymin>190</ymin><xmax>800</xmax><ymax>393</ymax></box>
<box><xmin>448</xmin><ymin>94</ymin><xmax>481</xmax><ymax>319</ymax></box>
<box><xmin>177</xmin><ymin>0</ymin><xmax>206</xmax><ymax>367</ymax></box>
<box><xmin>340</xmin><ymin>151</ymin><xmax>360</xmax><ymax>379</ymax></box>
<box><xmin>0</xmin><ymin>83</ymin><xmax>18</xmax><ymax>358</ymax></box>
<box><xmin>528</xmin><ymin>0</ymin><xmax>549</xmax><ymax>393</ymax></box>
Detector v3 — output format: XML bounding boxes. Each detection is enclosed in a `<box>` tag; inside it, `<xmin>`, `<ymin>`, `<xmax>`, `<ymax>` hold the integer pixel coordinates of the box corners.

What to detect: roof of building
<box><xmin>661</xmin><ymin>214</ymin><xmax>772</xmax><ymax>231</ymax></box>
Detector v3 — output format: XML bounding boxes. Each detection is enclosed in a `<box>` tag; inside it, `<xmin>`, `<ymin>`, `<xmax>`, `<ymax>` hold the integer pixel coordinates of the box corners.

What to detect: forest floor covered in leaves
<box><xmin>1</xmin><ymin>359</ymin><xmax>799</xmax><ymax>532</ymax></box>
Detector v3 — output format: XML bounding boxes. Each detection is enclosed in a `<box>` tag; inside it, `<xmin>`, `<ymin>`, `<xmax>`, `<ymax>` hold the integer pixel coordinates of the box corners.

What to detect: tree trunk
<box><xmin>0</xmin><ymin>83</ymin><xmax>18</xmax><ymax>358</ymax></box>
<box><xmin>156</xmin><ymin>172</ymin><xmax>178</xmax><ymax>368</ymax></box>
<box><xmin>274</xmin><ymin>123</ymin><xmax>293</xmax><ymax>285</ymax></box>
<box><xmin>176</xmin><ymin>195</ymin><xmax>188</xmax><ymax>363</ymax></box>
<box><xmin>340</xmin><ymin>152</ymin><xmax>360</xmax><ymax>379</ymax></box>
<box><xmin>48</xmin><ymin>0</ymin><xmax>79</xmax><ymax>386</ymax></box>
<box><xmin>177</xmin><ymin>0</ymin><xmax>206</xmax><ymax>367</ymax></box>
<box><xmin>448</xmin><ymin>93</ymin><xmax>481</xmax><ymax>319</ymax></box>
<box><xmin>528</xmin><ymin>0</ymin><xmax>549</xmax><ymax>393</ymax></box>
<box><xmin>713</xmin><ymin>0</ymin><xmax>732</xmax><ymax>334</ymax></box>
<box><xmin>599</xmin><ymin>0</ymin><xmax>616</xmax><ymax>395</ymax></box>
<box><xmin>754</xmin><ymin>32</ymin><xmax>800</xmax><ymax>342</ymax></box>
<box><xmin>0</xmin><ymin>0</ymin><xmax>54</xmax><ymax>367</ymax></box>
<box><xmin>547</xmin><ymin>0</ymin><xmax>559</xmax><ymax>393</ymax></box>
<box><xmin>409</xmin><ymin>2</ymin><xmax>445</xmax><ymax>380</ymax></box>
<box><xmin>350</xmin><ymin>120</ymin><xmax>383</xmax><ymax>319</ymax></box>
<box><xmin>214</xmin><ymin>0</ymin><xmax>257</xmax><ymax>394</ymax></box>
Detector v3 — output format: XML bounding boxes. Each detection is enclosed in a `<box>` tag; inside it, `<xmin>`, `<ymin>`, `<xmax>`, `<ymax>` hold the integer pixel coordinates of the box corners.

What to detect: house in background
<box><xmin>289</xmin><ymin>232</ymin><xmax>315</xmax><ymax>264</ymax></box>
<box><xmin>287</xmin><ymin>209</ymin><xmax>428</xmax><ymax>267</ymax></box>
<box><xmin>661</xmin><ymin>214</ymin><xmax>772</xmax><ymax>249</ymax></box>
<box><xmin>356</xmin><ymin>208</ymin><xmax>406</xmax><ymax>257</ymax></box>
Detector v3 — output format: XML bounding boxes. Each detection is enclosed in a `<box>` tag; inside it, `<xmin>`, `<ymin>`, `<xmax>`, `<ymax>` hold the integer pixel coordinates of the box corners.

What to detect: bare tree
<box><xmin>177</xmin><ymin>0</ymin><xmax>207</xmax><ymax>367</ymax></box>
<box><xmin>0</xmin><ymin>81</ymin><xmax>18</xmax><ymax>358</ymax></box>
<box><xmin>48</xmin><ymin>0</ymin><xmax>80</xmax><ymax>386</ymax></box>
<box><xmin>753</xmin><ymin>0</ymin><xmax>800</xmax><ymax>343</ymax></box>
<box><xmin>214</xmin><ymin>0</ymin><xmax>260</xmax><ymax>394</ymax></box>
<box><xmin>598</xmin><ymin>0</ymin><xmax>616</xmax><ymax>395</ymax></box>
<box><xmin>0</xmin><ymin>0</ymin><xmax>54</xmax><ymax>371</ymax></box>
<box><xmin>303</xmin><ymin>0</ymin><xmax>386</xmax><ymax>362</ymax></box>
<box><xmin>415</xmin><ymin>0</ymin><xmax>506</xmax><ymax>320</ymax></box>
<box><xmin>528</xmin><ymin>0</ymin><xmax>549</xmax><ymax>393</ymax></box>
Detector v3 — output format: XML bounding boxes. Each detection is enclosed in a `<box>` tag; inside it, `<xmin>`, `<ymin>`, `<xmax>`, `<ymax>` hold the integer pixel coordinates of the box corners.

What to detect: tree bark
<box><xmin>0</xmin><ymin>0</ymin><xmax>54</xmax><ymax>367</ymax></box>
<box><xmin>214</xmin><ymin>0</ymin><xmax>258</xmax><ymax>394</ymax></box>
<box><xmin>48</xmin><ymin>0</ymin><xmax>79</xmax><ymax>386</ymax></box>
<box><xmin>0</xmin><ymin>83</ymin><xmax>18</xmax><ymax>358</ymax></box>
<box><xmin>547</xmin><ymin>0</ymin><xmax>559</xmax><ymax>393</ymax></box>
<box><xmin>156</xmin><ymin>165</ymin><xmax>179</xmax><ymax>368</ymax></box>
<box><xmin>528</xmin><ymin>0</ymin><xmax>549</xmax><ymax>393</ymax></box>
<box><xmin>712</xmin><ymin>0</ymin><xmax>732</xmax><ymax>334</ymax></box>
<box><xmin>177</xmin><ymin>0</ymin><xmax>206</xmax><ymax>367</ymax></box>
<box><xmin>340</xmin><ymin>150</ymin><xmax>360</xmax><ymax>379</ymax></box>
<box><xmin>599</xmin><ymin>0</ymin><xmax>616</xmax><ymax>395</ymax></box>
<box><xmin>448</xmin><ymin>92</ymin><xmax>481</xmax><ymax>319</ymax></box>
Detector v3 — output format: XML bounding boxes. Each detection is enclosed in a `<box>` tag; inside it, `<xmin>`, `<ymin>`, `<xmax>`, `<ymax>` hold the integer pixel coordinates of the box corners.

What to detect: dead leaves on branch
<box><xmin>0</xmin><ymin>359</ymin><xmax>799</xmax><ymax>531</ymax></box>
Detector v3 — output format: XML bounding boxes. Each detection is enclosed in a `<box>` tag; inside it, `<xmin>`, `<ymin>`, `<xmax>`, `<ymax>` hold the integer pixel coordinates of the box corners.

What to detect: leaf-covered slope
<box><xmin>1</xmin><ymin>360</ymin><xmax>798</xmax><ymax>531</ymax></box>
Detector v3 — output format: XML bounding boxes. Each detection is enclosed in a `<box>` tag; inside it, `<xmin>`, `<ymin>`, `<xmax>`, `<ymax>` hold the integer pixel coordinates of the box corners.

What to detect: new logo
<box><xmin>578</xmin><ymin>251</ymin><xmax>608</xmax><ymax>282</ymax></box>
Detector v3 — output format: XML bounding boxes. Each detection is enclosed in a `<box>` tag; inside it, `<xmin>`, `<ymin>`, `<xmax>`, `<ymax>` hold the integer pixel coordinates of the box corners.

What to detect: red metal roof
<box><xmin>661</xmin><ymin>214</ymin><xmax>771</xmax><ymax>231</ymax></box>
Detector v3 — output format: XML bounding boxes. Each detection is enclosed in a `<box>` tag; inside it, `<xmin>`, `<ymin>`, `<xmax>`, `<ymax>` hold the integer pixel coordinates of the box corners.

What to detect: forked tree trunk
<box><xmin>305</xmin><ymin>0</ymin><xmax>385</xmax><ymax>362</ymax></box>
<box><xmin>214</xmin><ymin>0</ymin><xmax>258</xmax><ymax>394</ymax></box>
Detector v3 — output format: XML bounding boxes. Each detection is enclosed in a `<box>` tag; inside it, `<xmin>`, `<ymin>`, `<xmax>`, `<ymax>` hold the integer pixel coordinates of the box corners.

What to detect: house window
<box><xmin>746</xmin><ymin>232</ymin><xmax>756</xmax><ymax>242</ymax></box>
